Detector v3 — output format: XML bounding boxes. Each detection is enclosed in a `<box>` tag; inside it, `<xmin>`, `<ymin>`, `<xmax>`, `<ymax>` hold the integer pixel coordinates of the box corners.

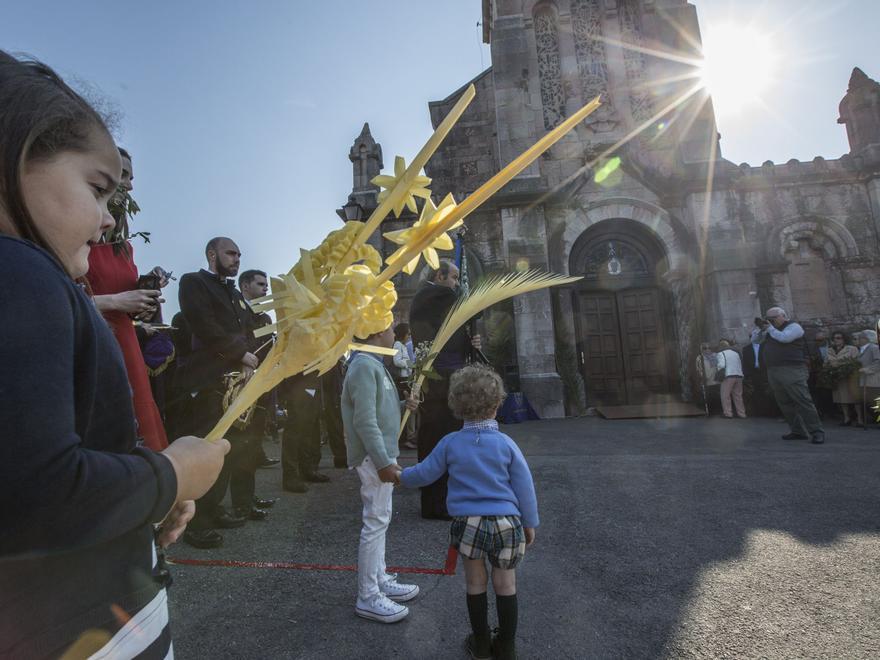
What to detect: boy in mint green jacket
<box><xmin>341</xmin><ymin>325</ymin><xmax>419</xmax><ymax>623</ymax></box>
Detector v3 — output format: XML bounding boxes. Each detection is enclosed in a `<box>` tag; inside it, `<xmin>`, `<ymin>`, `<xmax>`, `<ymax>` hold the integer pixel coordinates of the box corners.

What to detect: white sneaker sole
<box><xmin>383</xmin><ymin>585</ymin><xmax>420</xmax><ymax>602</ymax></box>
<box><xmin>355</xmin><ymin>605</ymin><xmax>409</xmax><ymax>623</ymax></box>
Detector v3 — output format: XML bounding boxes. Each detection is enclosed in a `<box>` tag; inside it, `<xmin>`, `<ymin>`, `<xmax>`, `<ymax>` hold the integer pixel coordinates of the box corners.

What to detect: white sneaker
<box><xmin>355</xmin><ymin>593</ymin><xmax>409</xmax><ymax>623</ymax></box>
<box><xmin>380</xmin><ymin>578</ymin><xmax>420</xmax><ymax>602</ymax></box>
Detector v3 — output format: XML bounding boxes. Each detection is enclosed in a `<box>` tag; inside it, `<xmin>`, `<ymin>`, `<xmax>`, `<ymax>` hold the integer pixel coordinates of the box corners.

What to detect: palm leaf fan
<box><xmin>399</xmin><ymin>269</ymin><xmax>581</xmax><ymax>436</ymax></box>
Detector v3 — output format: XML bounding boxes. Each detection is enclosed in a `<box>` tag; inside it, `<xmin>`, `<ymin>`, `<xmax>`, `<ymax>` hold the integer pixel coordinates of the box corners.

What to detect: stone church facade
<box><xmin>338</xmin><ymin>0</ymin><xmax>880</xmax><ymax>418</ymax></box>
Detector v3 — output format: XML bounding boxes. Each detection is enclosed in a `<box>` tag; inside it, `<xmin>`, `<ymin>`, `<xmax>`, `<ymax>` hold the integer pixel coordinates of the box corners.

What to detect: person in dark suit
<box><xmin>239</xmin><ymin>269</ymin><xmax>282</xmax><ymax>470</ymax></box>
<box><xmin>321</xmin><ymin>358</ymin><xmax>348</xmax><ymax>469</ymax></box>
<box><xmin>409</xmin><ymin>260</ymin><xmax>480</xmax><ymax>519</ymax></box>
<box><xmin>281</xmin><ymin>371</ymin><xmax>328</xmax><ymax>492</ymax></box>
<box><xmin>742</xmin><ymin>327</ymin><xmax>779</xmax><ymax>417</ymax></box>
<box><xmin>163</xmin><ymin>311</ymin><xmax>192</xmax><ymax>440</ymax></box>
<box><xmin>808</xmin><ymin>330</ymin><xmax>835</xmax><ymax>419</ymax></box>
<box><xmin>232</xmin><ymin>269</ymin><xmax>279</xmax><ymax>511</ymax></box>
<box><xmin>176</xmin><ymin>237</ymin><xmax>263</xmax><ymax>548</ymax></box>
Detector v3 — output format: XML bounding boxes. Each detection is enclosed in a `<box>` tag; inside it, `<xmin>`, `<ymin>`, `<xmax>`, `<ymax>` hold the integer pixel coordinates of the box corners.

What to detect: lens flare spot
<box><xmin>594</xmin><ymin>156</ymin><xmax>622</xmax><ymax>187</ymax></box>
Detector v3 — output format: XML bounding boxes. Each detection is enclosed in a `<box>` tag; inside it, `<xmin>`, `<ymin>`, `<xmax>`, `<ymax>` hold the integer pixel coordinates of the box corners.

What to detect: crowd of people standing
<box><xmin>698</xmin><ymin>309</ymin><xmax>880</xmax><ymax>439</ymax></box>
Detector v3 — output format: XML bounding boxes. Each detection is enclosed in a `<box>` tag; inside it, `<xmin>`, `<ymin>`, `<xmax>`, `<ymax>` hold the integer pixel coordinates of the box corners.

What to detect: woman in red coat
<box><xmin>89</xmin><ymin>149</ymin><xmax>169</xmax><ymax>450</ymax></box>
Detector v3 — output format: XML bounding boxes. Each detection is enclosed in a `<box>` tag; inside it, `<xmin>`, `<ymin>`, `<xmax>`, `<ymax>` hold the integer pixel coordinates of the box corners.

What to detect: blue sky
<box><xmin>2</xmin><ymin>1</ymin><xmax>877</xmax><ymax>314</ymax></box>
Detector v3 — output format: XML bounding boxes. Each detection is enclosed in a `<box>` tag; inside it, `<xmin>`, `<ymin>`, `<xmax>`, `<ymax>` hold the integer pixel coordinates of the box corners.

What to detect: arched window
<box><xmin>569</xmin><ymin>220</ymin><xmax>668</xmax><ymax>291</ymax></box>
<box><xmin>768</xmin><ymin>217</ymin><xmax>858</xmax><ymax>322</ymax></box>
<box><xmin>578</xmin><ymin>240</ymin><xmax>650</xmax><ymax>280</ymax></box>
<box><xmin>785</xmin><ymin>239</ymin><xmax>834</xmax><ymax>320</ymax></box>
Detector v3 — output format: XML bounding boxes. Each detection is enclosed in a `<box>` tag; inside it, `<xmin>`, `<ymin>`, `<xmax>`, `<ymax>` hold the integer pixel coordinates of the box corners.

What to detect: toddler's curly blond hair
<box><xmin>447</xmin><ymin>363</ymin><xmax>506</xmax><ymax>421</ymax></box>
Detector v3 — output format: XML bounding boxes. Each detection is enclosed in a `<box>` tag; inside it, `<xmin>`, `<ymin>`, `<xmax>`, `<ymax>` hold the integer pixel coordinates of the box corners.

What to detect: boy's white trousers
<box><xmin>355</xmin><ymin>456</ymin><xmax>394</xmax><ymax>600</ymax></box>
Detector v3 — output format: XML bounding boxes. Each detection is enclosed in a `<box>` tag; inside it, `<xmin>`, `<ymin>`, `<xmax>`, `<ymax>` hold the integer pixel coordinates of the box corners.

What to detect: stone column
<box><xmin>665</xmin><ymin>270</ymin><xmax>696</xmax><ymax>402</ymax></box>
<box><xmin>501</xmin><ymin>205</ymin><xmax>566</xmax><ymax>418</ymax></box>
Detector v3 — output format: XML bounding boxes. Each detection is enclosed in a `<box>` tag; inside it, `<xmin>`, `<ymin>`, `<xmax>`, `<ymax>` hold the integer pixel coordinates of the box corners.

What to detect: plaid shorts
<box><xmin>449</xmin><ymin>515</ymin><xmax>526</xmax><ymax>569</ymax></box>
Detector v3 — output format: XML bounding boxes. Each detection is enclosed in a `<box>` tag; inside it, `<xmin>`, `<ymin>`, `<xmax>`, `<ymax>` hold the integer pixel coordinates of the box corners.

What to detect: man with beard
<box><xmin>176</xmin><ymin>237</ymin><xmax>262</xmax><ymax>548</ymax></box>
<box><xmin>409</xmin><ymin>261</ymin><xmax>480</xmax><ymax>519</ymax></box>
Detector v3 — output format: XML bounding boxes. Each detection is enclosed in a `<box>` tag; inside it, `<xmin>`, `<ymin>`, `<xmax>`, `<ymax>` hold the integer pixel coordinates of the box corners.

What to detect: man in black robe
<box><xmin>409</xmin><ymin>260</ymin><xmax>480</xmax><ymax>519</ymax></box>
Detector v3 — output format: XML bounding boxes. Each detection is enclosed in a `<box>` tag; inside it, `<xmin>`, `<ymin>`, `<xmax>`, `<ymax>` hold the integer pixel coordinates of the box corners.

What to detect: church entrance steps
<box><xmin>596</xmin><ymin>401</ymin><xmax>706</xmax><ymax>419</ymax></box>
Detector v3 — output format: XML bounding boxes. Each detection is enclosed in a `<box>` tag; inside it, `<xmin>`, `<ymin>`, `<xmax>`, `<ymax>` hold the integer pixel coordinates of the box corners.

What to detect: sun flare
<box><xmin>698</xmin><ymin>24</ymin><xmax>778</xmax><ymax>115</ymax></box>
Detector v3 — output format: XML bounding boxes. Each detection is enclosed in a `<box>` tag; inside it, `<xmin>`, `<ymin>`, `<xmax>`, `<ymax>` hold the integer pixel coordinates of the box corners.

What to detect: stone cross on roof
<box><xmin>348</xmin><ymin>123</ymin><xmax>384</xmax><ymax>207</ymax></box>
<box><xmin>838</xmin><ymin>67</ymin><xmax>880</xmax><ymax>157</ymax></box>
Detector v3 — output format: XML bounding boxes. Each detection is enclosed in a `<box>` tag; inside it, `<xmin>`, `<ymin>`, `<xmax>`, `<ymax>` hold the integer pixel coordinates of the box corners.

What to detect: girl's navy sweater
<box><xmin>0</xmin><ymin>237</ymin><xmax>177</xmax><ymax>659</ymax></box>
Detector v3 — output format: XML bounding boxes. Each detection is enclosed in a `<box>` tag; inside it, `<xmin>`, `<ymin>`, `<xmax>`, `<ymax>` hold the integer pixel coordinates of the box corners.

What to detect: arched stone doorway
<box><xmin>569</xmin><ymin>219</ymin><xmax>675</xmax><ymax>405</ymax></box>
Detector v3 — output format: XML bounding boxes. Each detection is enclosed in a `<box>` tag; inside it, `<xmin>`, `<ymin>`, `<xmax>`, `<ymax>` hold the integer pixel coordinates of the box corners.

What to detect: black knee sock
<box><xmin>496</xmin><ymin>594</ymin><xmax>518</xmax><ymax>641</ymax></box>
<box><xmin>466</xmin><ymin>592</ymin><xmax>490</xmax><ymax>637</ymax></box>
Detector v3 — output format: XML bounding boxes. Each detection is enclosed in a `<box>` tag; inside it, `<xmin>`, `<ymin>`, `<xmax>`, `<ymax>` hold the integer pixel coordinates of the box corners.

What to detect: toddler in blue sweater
<box><xmin>399</xmin><ymin>364</ymin><xmax>538</xmax><ymax>660</ymax></box>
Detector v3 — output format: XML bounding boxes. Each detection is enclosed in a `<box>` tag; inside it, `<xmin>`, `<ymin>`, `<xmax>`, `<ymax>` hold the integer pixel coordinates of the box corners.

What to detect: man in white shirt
<box><xmin>716</xmin><ymin>340</ymin><xmax>746</xmax><ymax>418</ymax></box>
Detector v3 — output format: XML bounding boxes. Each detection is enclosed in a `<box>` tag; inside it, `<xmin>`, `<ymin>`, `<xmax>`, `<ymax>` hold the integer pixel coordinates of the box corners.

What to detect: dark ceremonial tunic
<box><xmin>409</xmin><ymin>281</ymin><xmax>469</xmax><ymax>518</ymax></box>
<box><xmin>410</xmin><ymin>281</ymin><xmax>471</xmax><ymax>372</ymax></box>
<box><xmin>177</xmin><ymin>269</ymin><xmax>257</xmax><ymax>526</ymax></box>
<box><xmin>0</xmin><ymin>237</ymin><xmax>176</xmax><ymax>659</ymax></box>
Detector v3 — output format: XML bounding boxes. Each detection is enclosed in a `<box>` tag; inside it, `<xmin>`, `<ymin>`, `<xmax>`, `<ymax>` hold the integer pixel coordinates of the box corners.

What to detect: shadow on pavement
<box><xmin>168</xmin><ymin>416</ymin><xmax>880</xmax><ymax>659</ymax></box>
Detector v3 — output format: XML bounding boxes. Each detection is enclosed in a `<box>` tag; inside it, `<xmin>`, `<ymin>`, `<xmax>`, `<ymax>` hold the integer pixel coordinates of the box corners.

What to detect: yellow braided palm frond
<box><xmin>333</xmin><ymin>84</ymin><xmax>478</xmax><ymax>275</ymax></box>
<box><xmin>430</xmin><ymin>270</ymin><xmax>581</xmax><ymax>357</ymax></box>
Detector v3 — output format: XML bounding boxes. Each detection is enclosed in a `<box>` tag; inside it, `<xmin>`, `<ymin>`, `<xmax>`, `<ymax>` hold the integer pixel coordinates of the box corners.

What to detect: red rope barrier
<box><xmin>169</xmin><ymin>546</ymin><xmax>459</xmax><ymax>576</ymax></box>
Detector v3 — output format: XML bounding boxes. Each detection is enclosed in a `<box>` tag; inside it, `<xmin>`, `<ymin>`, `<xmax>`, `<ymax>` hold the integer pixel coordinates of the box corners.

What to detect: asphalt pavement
<box><xmin>166</xmin><ymin>416</ymin><xmax>880</xmax><ymax>659</ymax></box>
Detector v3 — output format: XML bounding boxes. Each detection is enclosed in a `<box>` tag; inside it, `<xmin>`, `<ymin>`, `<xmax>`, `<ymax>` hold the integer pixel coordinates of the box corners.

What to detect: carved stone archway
<box><xmin>766</xmin><ymin>216</ymin><xmax>859</xmax><ymax>263</ymax></box>
<box><xmin>764</xmin><ymin>216</ymin><xmax>859</xmax><ymax>322</ymax></box>
<box><xmin>560</xmin><ymin>197</ymin><xmax>687</xmax><ymax>275</ymax></box>
<box><xmin>554</xmin><ymin>198</ymin><xmax>696</xmax><ymax>402</ymax></box>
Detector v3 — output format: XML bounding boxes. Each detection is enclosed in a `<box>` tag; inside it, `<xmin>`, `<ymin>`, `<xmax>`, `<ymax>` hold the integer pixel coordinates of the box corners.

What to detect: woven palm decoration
<box><xmin>205</xmin><ymin>89</ymin><xmax>600</xmax><ymax>441</ymax></box>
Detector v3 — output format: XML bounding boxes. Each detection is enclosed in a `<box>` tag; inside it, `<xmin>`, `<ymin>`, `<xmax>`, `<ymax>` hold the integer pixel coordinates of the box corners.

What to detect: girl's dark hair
<box><xmin>0</xmin><ymin>50</ymin><xmax>110</xmax><ymax>271</ymax></box>
<box><xmin>832</xmin><ymin>331</ymin><xmax>847</xmax><ymax>343</ymax></box>
<box><xmin>394</xmin><ymin>322</ymin><xmax>410</xmax><ymax>341</ymax></box>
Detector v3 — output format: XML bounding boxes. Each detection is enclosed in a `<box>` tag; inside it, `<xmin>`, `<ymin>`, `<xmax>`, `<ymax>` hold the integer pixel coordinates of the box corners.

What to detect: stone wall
<box><xmin>691</xmin><ymin>157</ymin><xmax>880</xmax><ymax>343</ymax></box>
<box><xmin>426</xmin><ymin>68</ymin><xmax>498</xmax><ymax>197</ymax></box>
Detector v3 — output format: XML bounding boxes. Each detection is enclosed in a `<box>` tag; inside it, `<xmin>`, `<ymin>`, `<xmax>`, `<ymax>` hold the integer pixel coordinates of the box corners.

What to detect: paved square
<box><xmin>167</xmin><ymin>417</ymin><xmax>880</xmax><ymax>658</ymax></box>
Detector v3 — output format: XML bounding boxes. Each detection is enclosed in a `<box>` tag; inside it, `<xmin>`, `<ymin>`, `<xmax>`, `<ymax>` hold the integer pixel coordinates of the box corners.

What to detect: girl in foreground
<box><xmin>399</xmin><ymin>364</ymin><xmax>538</xmax><ymax>660</ymax></box>
<box><xmin>0</xmin><ymin>51</ymin><xmax>228</xmax><ymax>659</ymax></box>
